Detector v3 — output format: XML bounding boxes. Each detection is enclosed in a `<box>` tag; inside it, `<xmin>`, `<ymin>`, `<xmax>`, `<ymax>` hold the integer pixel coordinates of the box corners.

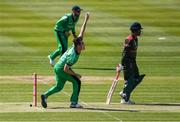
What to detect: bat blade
<box><xmin>106</xmin><ymin>68</ymin><xmax>121</xmax><ymax>105</ymax></box>
<box><xmin>106</xmin><ymin>79</ymin><xmax>119</xmax><ymax>105</ymax></box>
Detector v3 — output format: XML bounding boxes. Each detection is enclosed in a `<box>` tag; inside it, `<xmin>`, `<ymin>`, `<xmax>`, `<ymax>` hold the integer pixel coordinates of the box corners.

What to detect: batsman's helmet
<box><xmin>130</xmin><ymin>22</ymin><xmax>143</xmax><ymax>31</ymax></box>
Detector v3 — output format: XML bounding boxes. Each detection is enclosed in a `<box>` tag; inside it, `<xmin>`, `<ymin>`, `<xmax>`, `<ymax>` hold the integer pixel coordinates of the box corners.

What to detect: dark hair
<box><xmin>73</xmin><ymin>37</ymin><xmax>82</xmax><ymax>47</ymax></box>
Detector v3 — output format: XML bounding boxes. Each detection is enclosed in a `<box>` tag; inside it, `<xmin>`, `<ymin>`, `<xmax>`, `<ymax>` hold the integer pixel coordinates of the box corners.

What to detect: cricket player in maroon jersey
<box><xmin>118</xmin><ymin>22</ymin><xmax>145</xmax><ymax>104</ymax></box>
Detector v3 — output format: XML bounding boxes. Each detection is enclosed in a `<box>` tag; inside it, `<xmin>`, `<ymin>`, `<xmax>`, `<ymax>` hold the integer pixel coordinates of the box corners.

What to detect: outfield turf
<box><xmin>0</xmin><ymin>0</ymin><xmax>180</xmax><ymax>121</ymax></box>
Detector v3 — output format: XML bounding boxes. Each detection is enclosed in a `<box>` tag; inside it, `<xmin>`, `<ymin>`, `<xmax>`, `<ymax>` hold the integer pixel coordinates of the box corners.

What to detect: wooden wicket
<box><xmin>33</xmin><ymin>73</ymin><xmax>37</xmax><ymax>107</ymax></box>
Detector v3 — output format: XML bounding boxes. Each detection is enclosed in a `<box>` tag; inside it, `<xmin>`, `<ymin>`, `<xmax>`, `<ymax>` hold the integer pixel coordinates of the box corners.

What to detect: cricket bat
<box><xmin>106</xmin><ymin>64</ymin><xmax>122</xmax><ymax>105</ymax></box>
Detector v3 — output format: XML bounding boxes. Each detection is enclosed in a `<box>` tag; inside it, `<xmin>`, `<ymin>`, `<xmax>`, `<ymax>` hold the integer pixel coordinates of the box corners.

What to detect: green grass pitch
<box><xmin>0</xmin><ymin>0</ymin><xmax>180</xmax><ymax>121</ymax></box>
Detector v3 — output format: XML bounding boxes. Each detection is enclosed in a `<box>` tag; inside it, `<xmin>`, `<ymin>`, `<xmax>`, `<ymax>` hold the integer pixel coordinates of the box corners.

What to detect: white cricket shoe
<box><xmin>70</xmin><ymin>103</ymin><xmax>83</xmax><ymax>108</ymax></box>
<box><xmin>121</xmin><ymin>99</ymin><xmax>135</xmax><ymax>105</ymax></box>
<box><xmin>119</xmin><ymin>91</ymin><xmax>126</xmax><ymax>98</ymax></box>
<box><xmin>127</xmin><ymin>100</ymin><xmax>135</xmax><ymax>104</ymax></box>
<box><xmin>48</xmin><ymin>55</ymin><xmax>55</xmax><ymax>66</ymax></box>
<box><xmin>120</xmin><ymin>99</ymin><xmax>127</xmax><ymax>104</ymax></box>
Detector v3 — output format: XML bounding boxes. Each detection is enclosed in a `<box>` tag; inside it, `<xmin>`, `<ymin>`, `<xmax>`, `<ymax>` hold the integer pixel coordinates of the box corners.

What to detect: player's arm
<box><xmin>119</xmin><ymin>39</ymin><xmax>130</xmax><ymax>72</ymax></box>
<box><xmin>64</xmin><ymin>64</ymin><xmax>81</xmax><ymax>79</ymax></box>
<box><xmin>124</xmin><ymin>39</ymin><xmax>131</xmax><ymax>48</ymax></box>
<box><xmin>72</xmin><ymin>27</ymin><xmax>77</xmax><ymax>38</ymax></box>
<box><xmin>78</xmin><ymin>12</ymin><xmax>90</xmax><ymax>39</ymax></box>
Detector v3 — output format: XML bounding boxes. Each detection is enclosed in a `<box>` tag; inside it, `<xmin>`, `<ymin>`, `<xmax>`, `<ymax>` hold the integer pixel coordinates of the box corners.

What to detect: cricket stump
<box><xmin>33</xmin><ymin>73</ymin><xmax>37</xmax><ymax>107</ymax></box>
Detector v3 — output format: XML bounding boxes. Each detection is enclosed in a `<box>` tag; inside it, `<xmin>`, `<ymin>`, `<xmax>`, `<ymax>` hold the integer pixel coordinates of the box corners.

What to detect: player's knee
<box><xmin>53</xmin><ymin>84</ymin><xmax>64</xmax><ymax>92</ymax></box>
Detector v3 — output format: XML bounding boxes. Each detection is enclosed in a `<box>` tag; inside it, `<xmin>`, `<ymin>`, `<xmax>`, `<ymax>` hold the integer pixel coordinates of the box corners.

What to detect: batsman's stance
<box><xmin>118</xmin><ymin>22</ymin><xmax>145</xmax><ymax>104</ymax></box>
<box><xmin>41</xmin><ymin>13</ymin><xmax>89</xmax><ymax>108</ymax></box>
<box><xmin>48</xmin><ymin>6</ymin><xmax>82</xmax><ymax>66</ymax></box>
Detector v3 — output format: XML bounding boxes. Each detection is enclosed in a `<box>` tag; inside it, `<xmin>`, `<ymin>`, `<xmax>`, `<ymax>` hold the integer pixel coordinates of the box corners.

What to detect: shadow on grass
<box><xmin>49</xmin><ymin>106</ymin><xmax>138</xmax><ymax>112</ymax></box>
<box><xmin>83</xmin><ymin>107</ymin><xmax>138</xmax><ymax>112</ymax></box>
<box><xmin>48</xmin><ymin>106</ymin><xmax>67</xmax><ymax>109</ymax></box>
<box><xmin>136</xmin><ymin>103</ymin><xmax>180</xmax><ymax>106</ymax></box>
<box><xmin>74</xmin><ymin>67</ymin><xmax>115</xmax><ymax>71</ymax></box>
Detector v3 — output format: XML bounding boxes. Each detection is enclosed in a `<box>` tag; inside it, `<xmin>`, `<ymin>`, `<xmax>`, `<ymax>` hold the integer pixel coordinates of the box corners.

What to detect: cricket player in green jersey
<box><xmin>118</xmin><ymin>22</ymin><xmax>145</xmax><ymax>104</ymax></box>
<box><xmin>41</xmin><ymin>12</ymin><xmax>89</xmax><ymax>108</ymax></box>
<box><xmin>48</xmin><ymin>6</ymin><xmax>82</xmax><ymax>66</ymax></box>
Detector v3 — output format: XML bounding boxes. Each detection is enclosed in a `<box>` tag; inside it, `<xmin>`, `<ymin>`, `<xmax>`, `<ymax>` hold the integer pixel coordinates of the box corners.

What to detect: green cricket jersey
<box><xmin>55</xmin><ymin>46</ymin><xmax>79</xmax><ymax>70</ymax></box>
<box><xmin>54</xmin><ymin>13</ymin><xmax>79</xmax><ymax>34</ymax></box>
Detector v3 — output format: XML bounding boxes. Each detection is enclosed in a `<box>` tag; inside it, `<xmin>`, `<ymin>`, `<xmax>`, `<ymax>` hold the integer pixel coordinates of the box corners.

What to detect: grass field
<box><xmin>0</xmin><ymin>0</ymin><xmax>180</xmax><ymax>121</ymax></box>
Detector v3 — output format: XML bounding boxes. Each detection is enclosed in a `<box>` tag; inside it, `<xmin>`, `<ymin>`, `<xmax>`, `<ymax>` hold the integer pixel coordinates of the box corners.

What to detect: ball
<box><xmin>30</xmin><ymin>104</ymin><xmax>32</xmax><ymax>107</ymax></box>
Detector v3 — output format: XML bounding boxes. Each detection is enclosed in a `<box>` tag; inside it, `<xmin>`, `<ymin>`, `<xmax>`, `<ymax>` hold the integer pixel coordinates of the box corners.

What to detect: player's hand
<box><xmin>116</xmin><ymin>64</ymin><xmax>124</xmax><ymax>72</ymax></box>
<box><xmin>76</xmin><ymin>73</ymin><xmax>82</xmax><ymax>79</ymax></box>
<box><xmin>65</xmin><ymin>32</ymin><xmax>70</xmax><ymax>37</ymax></box>
<box><xmin>85</xmin><ymin>12</ymin><xmax>90</xmax><ymax>21</ymax></box>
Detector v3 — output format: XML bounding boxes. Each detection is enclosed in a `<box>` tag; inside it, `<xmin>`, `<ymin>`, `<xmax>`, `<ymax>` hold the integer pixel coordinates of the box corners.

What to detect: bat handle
<box><xmin>115</xmin><ymin>64</ymin><xmax>121</xmax><ymax>80</ymax></box>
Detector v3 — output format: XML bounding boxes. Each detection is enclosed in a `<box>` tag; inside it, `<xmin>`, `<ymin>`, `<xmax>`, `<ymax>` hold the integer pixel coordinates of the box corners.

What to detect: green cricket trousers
<box><xmin>49</xmin><ymin>30</ymin><xmax>68</xmax><ymax>60</ymax></box>
<box><xmin>44</xmin><ymin>67</ymin><xmax>81</xmax><ymax>104</ymax></box>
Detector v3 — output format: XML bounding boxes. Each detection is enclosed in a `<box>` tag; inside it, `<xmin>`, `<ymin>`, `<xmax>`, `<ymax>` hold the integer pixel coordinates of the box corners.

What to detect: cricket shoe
<box><xmin>121</xmin><ymin>99</ymin><xmax>135</xmax><ymax>105</ymax></box>
<box><xmin>119</xmin><ymin>91</ymin><xmax>128</xmax><ymax>101</ymax></box>
<box><xmin>127</xmin><ymin>100</ymin><xmax>135</xmax><ymax>104</ymax></box>
<box><xmin>41</xmin><ymin>94</ymin><xmax>47</xmax><ymax>108</ymax></box>
<box><xmin>48</xmin><ymin>55</ymin><xmax>55</xmax><ymax>67</ymax></box>
<box><xmin>70</xmin><ymin>103</ymin><xmax>83</xmax><ymax>108</ymax></box>
<box><xmin>119</xmin><ymin>91</ymin><xmax>126</xmax><ymax>98</ymax></box>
